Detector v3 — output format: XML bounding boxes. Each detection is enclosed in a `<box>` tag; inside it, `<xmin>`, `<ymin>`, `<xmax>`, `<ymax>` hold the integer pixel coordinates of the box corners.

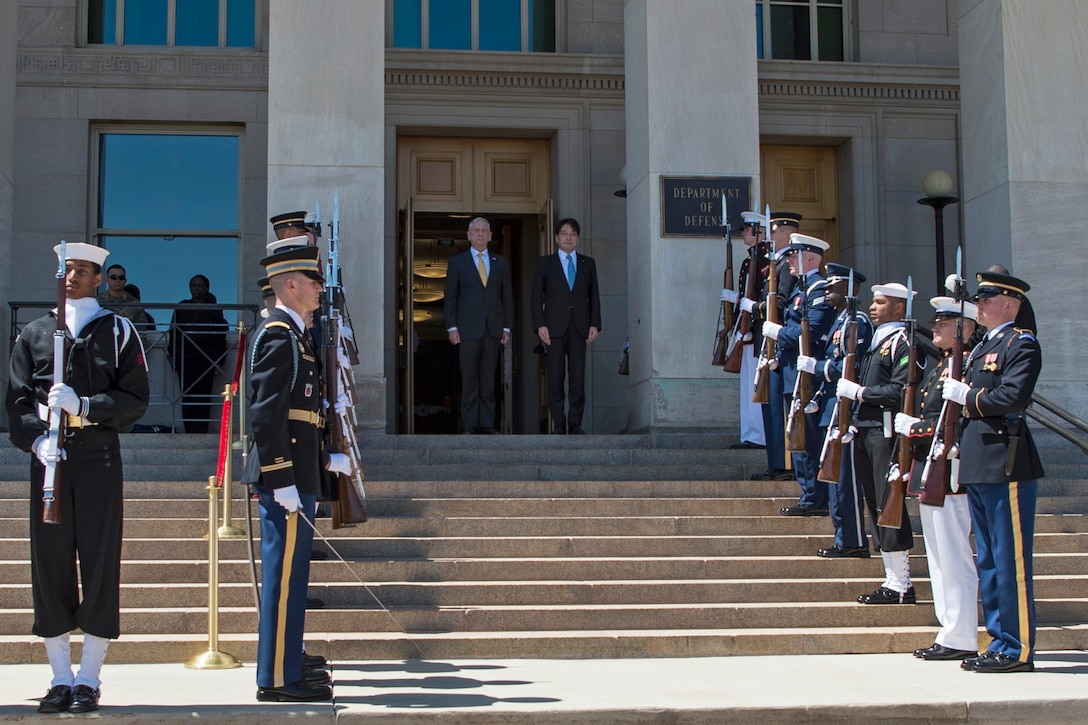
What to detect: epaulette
<box><xmin>1013</xmin><ymin>327</ymin><xmax>1036</xmax><ymax>342</ymax></box>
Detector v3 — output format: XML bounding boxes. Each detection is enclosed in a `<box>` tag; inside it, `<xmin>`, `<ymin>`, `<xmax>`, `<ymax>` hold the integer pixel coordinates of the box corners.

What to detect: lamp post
<box><xmin>917</xmin><ymin>170</ymin><xmax>959</xmax><ymax>290</ymax></box>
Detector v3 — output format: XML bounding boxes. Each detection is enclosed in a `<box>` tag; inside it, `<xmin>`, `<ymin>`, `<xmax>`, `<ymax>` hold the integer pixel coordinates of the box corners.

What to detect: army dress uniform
<box><xmin>902</xmin><ymin>297</ymin><xmax>981</xmax><ymax>658</ymax></box>
<box><xmin>249</xmin><ymin>248</ymin><xmax>331</xmax><ymax>698</ymax></box>
<box><xmin>949</xmin><ymin>273</ymin><xmax>1043</xmax><ymax>672</ymax></box>
<box><xmin>812</xmin><ymin>265</ymin><xmax>873</xmax><ymax>556</ymax></box>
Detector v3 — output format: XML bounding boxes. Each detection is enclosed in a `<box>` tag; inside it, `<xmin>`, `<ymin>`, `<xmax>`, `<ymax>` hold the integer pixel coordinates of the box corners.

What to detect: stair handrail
<box><xmin>1028</xmin><ymin>392</ymin><xmax>1088</xmax><ymax>455</ymax></box>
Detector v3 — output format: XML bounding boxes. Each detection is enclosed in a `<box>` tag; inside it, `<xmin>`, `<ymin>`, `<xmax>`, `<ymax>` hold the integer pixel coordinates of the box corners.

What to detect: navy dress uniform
<box><xmin>810</xmin><ymin>265</ymin><xmax>873</xmax><ymax>557</ymax></box>
<box><xmin>250</xmin><ymin>245</ymin><xmax>334</xmax><ymax>701</ymax></box>
<box><xmin>6</xmin><ymin>243</ymin><xmax>149</xmax><ymax>713</ymax></box>
<box><xmin>943</xmin><ymin>272</ymin><xmax>1043</xmax><ymax>672</ymax></box>
<box><xmin>751</xmin><ymin>212</ymin><xmax>801</xmax><ymax>481</ymax></box>
<box><xmin>837</xmin><ymin>282</ymin><xmax>918</xmax><ymax>605</ymax></box>
<box><xmin>900</xmin><ymin>296</ymin><xmax>981</xmax><ymax>659</ymax></box>
<box><xmin>766</xmin><ymin>234</ymin><xmax>837</xmax><ymax>515</ymax></box>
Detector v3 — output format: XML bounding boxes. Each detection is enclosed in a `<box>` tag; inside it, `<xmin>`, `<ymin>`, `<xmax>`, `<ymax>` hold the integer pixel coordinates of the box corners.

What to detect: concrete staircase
<box><xmin>1</xmin><ymin>432</ymin><xmax>1086</xmax><ymax>664</ymax></box>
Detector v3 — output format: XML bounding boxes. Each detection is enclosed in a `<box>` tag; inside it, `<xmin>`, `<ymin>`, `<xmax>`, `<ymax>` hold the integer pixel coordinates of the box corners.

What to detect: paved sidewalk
<box><xmin>2</xmin><ymin>652</ymin><xmax>1086</xmax><ymax>723</ymax></box>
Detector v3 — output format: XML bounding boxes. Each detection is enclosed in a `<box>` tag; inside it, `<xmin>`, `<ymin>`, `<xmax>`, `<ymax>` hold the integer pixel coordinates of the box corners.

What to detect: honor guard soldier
<box><xmin>762</xmin><ymin>234</ymin><xmax>836</xmax><ymax>515</ymax></box>
<box><xmin>895</xmin><ymin>296</ymin><xmax>981</xmax><ymax>660</ymax></box>
<box><xmin>7</xmin><ymin>243</ymin><xmax>149</xmax><ymax>714</ymax></box>
<box><xmin>836</xmin><ymin>282</ymin><xmax>918</xmax><ymax>604</ymax></box>
<box><xmin>941</xmin><ymin>272</ymin><xmax>1043</xmax><ymax>673</ymax></box>
<box><xmin>751</xmin><ymin>211</ymin><xmax>801</xmax><ymax>481</ymax></box>
<box><xmin>808</xmin><ymin>264</ymin><xmax>874</xmax><ymax>558</ymax></box>
<box><xmin>720</xmin><ymin>209</ymin><xmax>768</xmax><ymax>449</ymax></box>
<box><xmin>250</xmin><ymin>244</ymin><xmax>351</xmax><ymax>702</ymax></box>
<box><xmin>270</xmin><ymin>210</ymin><xmax>320</xmax><ymax>245</ymax></box>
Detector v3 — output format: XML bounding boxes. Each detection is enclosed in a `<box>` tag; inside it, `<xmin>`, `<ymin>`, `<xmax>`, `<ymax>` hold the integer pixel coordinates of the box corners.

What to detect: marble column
<box><xmin>267</xmin><ymin>0</ymin><xmax>386</xmax><ymax>428</ymax></box>
<box><xmin>959</xmin><ymin>0</ymin><xmax>1088</xmax><ymax>414</ymax></box>
<box><xmin>0</xmin><ymin>2</ymin><xmax>15</xmax><ymax>377</ymax></box>
<box><xmin>623</xmin><ymin>0</ymin><xmax>761</xmax><ymax>431</ymax></box>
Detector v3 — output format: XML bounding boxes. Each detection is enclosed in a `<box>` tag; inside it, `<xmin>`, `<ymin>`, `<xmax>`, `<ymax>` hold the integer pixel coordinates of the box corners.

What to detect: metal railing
<box><xmin>9</xmin><ymin>300</ymin><xmax>261</xmax><ymax>434</ymax></box>
<box><xmin>1028</xmin><ymin>392</ymin><xmax>1088</xmax><ymax>455</ymax></box>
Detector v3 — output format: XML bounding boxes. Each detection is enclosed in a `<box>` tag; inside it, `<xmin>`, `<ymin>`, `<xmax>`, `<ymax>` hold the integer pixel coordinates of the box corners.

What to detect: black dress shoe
<box><xmin>568</xmin><ymin>426</ymin><xmax>585</xmax><ymax>434</ymax></box>
<box><xmin>478</xmin><ymin>427</ymin><xmax>497</xmax><ymax>434</ymax></box>
<box><xmin>302</xmin><ymin>652</ymin><xmax>328</xmax><ymax>669</ymax></box>
<box><xmin>781</xmin><ymin>504</ymin><xmax>830</xmax><ymax>517</ymax></box>
<box><xmin>303</xmin><ymin>668</ymin><xmax>332</xmax><ymax>686</ymax></box>
<box><xmin>751</xmin><ymin>468</ymin><xmax>794</xmax><ymax>481</ymax></box>
<box><xmin>37</xmin><ymin>685</ymin><xmax>72</xmax><ymax>713</ymax></box>
<box><xmin>817</xmin><ymin>545</ymin><xmax>870</xmax><ymax>558</ymax></box>
<box><xmin>730</xmin><ymin>441</ymin><xmax>766</xmax><ymax>450</ymax></box>
<box><xmin>310</xmin><ymin>549</ymin><xmax>328</xmax><ymax>561</ymax></box>
<box><xmin>961</xmin><ymin>650</ymin><xmax>995</xmax><ymax>670</ymax></box>
<box><xmin>915</xmin><ymin>643</ymin><xmax>977</xmax><ymax>660</ymax></box>
<box><xmin>970</xmin><ymin>652</ymin><xmax>1034</xmax><ymax>673</ymax></box>
<box><xmin>306</xmin><ymin>597</ymin><xmax>325</xmax><ymax>609</ymax></box>
<box><xmin>857</xmin><ymin>585</ymin><xmax>916</xmax><ymax>604</ymax></box>
<box><xmin>68</xmin><ymin>685</ymin><xmax>100</xmax><ymax>713</ymax></box>
<box><xmin>550</xmin><ymin>428</ymin><xmax>566</xmax><ymax>435</ymax></box>
<box><xmin>256</xmin><ymin>681</ymin><xmax>332</xmax><ymax>702</ymax></box>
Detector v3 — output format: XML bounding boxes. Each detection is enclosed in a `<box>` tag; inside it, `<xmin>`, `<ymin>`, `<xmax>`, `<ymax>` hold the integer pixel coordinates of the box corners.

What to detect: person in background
<box><xmin>96</xmin><ymin>264</ymin><xmax>151</xmax><ymax>328</ymax></box>
<box><xmin>169</xmin><ymin>274</ymin><xmax>228</xmax><ymax>434</ymax></box>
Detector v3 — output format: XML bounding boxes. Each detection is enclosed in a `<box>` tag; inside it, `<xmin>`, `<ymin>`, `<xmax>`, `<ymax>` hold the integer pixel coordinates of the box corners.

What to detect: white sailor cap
<box><xmin>871</xmin><ymin>282</ymin><xmax>917</xmax><ymax>300</ymax></box>
<box><xmin>266</xmin><ymin>234</ymin><xmax>311</xmax><ymax>254</ymax></box>
<box><xmin>782</xmin><ymin>233</ymin><xmax>829</xmax><ymax>255</ymax></box>
<box><xmin>741</xmin><ymin>211</ymin><xmax>768</xmax><ymax>228</ymax></box>
<box><xmin>930</xmin><ymin>295</ymin><xmax>978</xmax><ymax>321</ymax></box>
<box><xmin>54</xmin><ymin>242</ymin><xmax>109</xmax><ymax>268</ymax></box>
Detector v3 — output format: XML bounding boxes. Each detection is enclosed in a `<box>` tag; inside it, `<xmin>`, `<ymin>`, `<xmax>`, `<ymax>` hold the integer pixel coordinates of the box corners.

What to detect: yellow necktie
<box><xmin>477</xmin><ymin>252</ymin><xmax>488</xmax><ymax>285</ymax></box>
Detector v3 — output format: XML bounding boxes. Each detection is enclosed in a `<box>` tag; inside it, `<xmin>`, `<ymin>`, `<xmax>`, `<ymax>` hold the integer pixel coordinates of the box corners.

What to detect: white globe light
<box><xmin>922</xmin><ymin>170</ymin><xmax>955</xmax><ymax>198</ymax></box>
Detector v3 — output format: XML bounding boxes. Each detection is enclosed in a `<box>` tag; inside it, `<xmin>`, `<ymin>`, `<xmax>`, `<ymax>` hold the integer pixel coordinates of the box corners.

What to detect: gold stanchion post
<box><xmin>186</xmin><ymin>475</ymin><xmax>241</xmax><ymax>669</ymax></box>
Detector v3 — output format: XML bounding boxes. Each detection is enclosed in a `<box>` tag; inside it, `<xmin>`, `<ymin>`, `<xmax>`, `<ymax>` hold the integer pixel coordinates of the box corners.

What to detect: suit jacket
<box><xmin>249</xmin><ymin>308</ymin><xmax>328</xmax><ymax>497</ymax></box>
<box><xmin>530</xmin><ymin>251</ymin><xmax>602</xmax><ymax>338</ymax></box>
<box><xmin>444</xmin><ymin>248</ymin><xmax>514</xmax><ymax>340</ymax></box>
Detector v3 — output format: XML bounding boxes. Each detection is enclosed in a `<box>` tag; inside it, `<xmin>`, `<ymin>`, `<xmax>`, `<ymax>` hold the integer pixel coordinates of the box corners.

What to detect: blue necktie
<box><xmin>565</xmin><ymin>254</ymin><xmax>575</xmax><ymax>290</ymax></box>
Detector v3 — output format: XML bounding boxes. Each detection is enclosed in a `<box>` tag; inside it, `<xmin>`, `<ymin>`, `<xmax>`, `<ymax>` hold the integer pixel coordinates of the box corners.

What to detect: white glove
<box><xmin>334</xmin><ymin>393</ymin><xmax>352</xmax><ymax>417</ymax></box>
<box><xmin>836</xmin><ymin>378</ymin><xmax>863</xmax><ymax>401</ymax></box>
<box><xmin>47</xmin><ymin>383</ymin><xmax>82</xmax><ymax>416</ymax></box>
<box><xmin>739</xmin><ymin>298</ymin><xmax>756</xmax><ymax>314</ymax></box>
<box><xmin>762</xmin><ymin>321</ymin><xmax>782</xmax><ymax>340</ymax></box>
<box><xmin>945</xmin><ymin>273</ymin><xmax>960</xmax><ymax>293</ymax></box>
<box><xmin>796</xmin><ymin>355</ymin><xmax>817</xmax><ymax>374</ymax></box>
<box><xmin>894</xmin><ymin>413</ymin><xmax>921</xmax><ymax>437</ymax></box>
<box><xmin>942</xmin><ymin>378</ymin><xmax>970</xmax><ymax>405</ymax></box>
<box><xmin>32</xmin><ymin>435</ymin><xmax>66</xmax><ymax>467</ymax></box>
<box><xmin>273</xmin><ymin>485</ymin><xmax>302</xmax><ymax>513</ymax></box>
<box><xmin>767</xmin><ymin>357</ymin><xmax>780</xmax><ymax>371</ymax></box>
<box><xmin>720</xmin><ymin>288</ymin><xmax>740</xmax><ymax>305</ymax></box>
<box><xmin>326</xmin><ymin>453</ymin><xmax>352</xmax><ymax>477</ymax></box>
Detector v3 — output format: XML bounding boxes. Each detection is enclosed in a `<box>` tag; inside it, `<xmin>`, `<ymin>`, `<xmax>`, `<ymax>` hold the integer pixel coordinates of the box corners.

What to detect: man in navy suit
<box><xmin>444</xmin><ymin>217</ymin><xmax>513</xmax><ymax>434</ymax></box>
<box><xmin>531</xmin><ymin>218</ymin><xmax>602</xmax><ymax>434</ymax></box>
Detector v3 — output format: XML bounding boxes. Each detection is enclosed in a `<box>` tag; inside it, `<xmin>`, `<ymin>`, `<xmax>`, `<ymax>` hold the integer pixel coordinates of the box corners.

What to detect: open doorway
<box><xmin>399</xmin><ymin>210</ymin><xmax>547</xmax><ymax>434</ymax></box>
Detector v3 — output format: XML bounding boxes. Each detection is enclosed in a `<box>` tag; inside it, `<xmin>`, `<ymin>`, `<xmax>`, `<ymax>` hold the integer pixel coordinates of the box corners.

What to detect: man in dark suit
<box><xmin>531</xmin><ymin>217</ymin><xmax>602</xmax><ymax>434</ymax></box>
<box><xmin>444</xmin><ymin>217</ymin><xmax>513</xmax><ymax>434</ymax></box>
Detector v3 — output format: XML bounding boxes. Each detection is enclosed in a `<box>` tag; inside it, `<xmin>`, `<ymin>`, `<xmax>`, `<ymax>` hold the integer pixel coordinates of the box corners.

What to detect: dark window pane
<box><xmin>176</xmin><ymin>0</ymin><xmax>220</xmax><ymax>46</ymax></box>
<box><xmin>88</xmin><ymin>0</ymin><xmax>117</xmax><ymax>44</ymax></box>
<box><xmin>124</xmin><ymin>0</ymin><xmax>168</xmax><ymax>45</ymax></box>
<box><xmin>770</xmin><ymin>4</ymin><xmax>810</xmax><ymax>60</ymax></box>
<box><xmin>818</xmin><ymin>6</ymin><xmax>844</xmax><ymax>61</ymax></box>
<box><xmin>429</xmin><ymin>0</ymin><xmax>470</xmax><ymax>50</ymax></box>
<box><xmin>101</xmin><ymin>236</ymin><xmax>239</xmax><ymax>312</ymax></box>
<box><xmin>529</xmin><ymin>0</ymin><xmax>555</xmax><ymax>52</ymax></box>
<box><xmin>226</xmin><ymin>0</ymin><xmax>256</xmax><ymax>47</ymax></box>
<box><xmin>99</xmin><ymin>134</ymin><xmax>239</xmax><ymax>230</ymax></box>
<box><xmin>480</xmin><ymin>0</ymin><xmax>520</xmax><ymax>51</ymax></box>
<box><xmin>756</xmin><ymin>3</ymin><xmax>764</xmax><ymax>59</ymax></box>
<box><xmin>393</xmin><ymin>0</ymin><xmax>422</xmax><ymax>48</ymax></box>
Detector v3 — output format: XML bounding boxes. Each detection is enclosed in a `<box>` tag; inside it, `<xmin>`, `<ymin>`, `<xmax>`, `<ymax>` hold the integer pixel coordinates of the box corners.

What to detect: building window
<box><xmin>94</xmin><ymin>129</ymin><xmax>242</xmax><ymax>313</ymax></box>
<box><xmin>756</xmin><ymin>0</ymin><xmax>845</xmax><ymax>62</ymax></box>
<box><xmin>87</xmin><ymin>0</ymin><xmax>256</xmax><ymax>47</ymax></box>
<box><xmin>391</xmin><ymin>0</ymin><xmax>555</xmax><ymax>52</ymax></box>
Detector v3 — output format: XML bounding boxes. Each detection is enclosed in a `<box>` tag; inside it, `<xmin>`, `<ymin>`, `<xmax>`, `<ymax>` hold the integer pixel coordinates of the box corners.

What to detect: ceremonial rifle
<box><xmin>818</xmin><ymin>270</ymin><xmax>857</xmax><ymax>484</ymax></box>
<box><xmin>878</xmin><ymin>276</ymin><xmax>917</xmax><ymax>528</ymax></box>
<box><xmin>785</xmin><ymin>251</ymin><xmax>810</xmax><ymax>452</ymax></box>
<box><xmin>42</xmin><ymin>240</ymin><xmax>67</xmax><ymax>524</ymax></box>
<box><xmin>320</xmin><ymin>194</ymin><xmax>368</xmax><ymax>527</ymax></box>
<box><xmin>919</xmin><ymin>248</ymin><xmax>965</xmax><ymax>507</ymax></box>
<box><xmin>722</xmin><ymin>220</ymin><xmax>763</xmax><ymax>374</ymax></box>
<box><xmin>711</xmin><ymin>195</ymin><xmax>737</xmax><ymax>370</ymax></box>
<box><xmin>752</xmin><ymin>204</ymin><xmax>776</xmax><ymax>404</ymax></box>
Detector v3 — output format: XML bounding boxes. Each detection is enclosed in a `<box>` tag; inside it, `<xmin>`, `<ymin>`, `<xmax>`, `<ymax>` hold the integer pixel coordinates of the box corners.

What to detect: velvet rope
<box><xmin>215</xmin><ymin>327</ymin><xmax>248</xmax><ymax>487</ymax></box>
